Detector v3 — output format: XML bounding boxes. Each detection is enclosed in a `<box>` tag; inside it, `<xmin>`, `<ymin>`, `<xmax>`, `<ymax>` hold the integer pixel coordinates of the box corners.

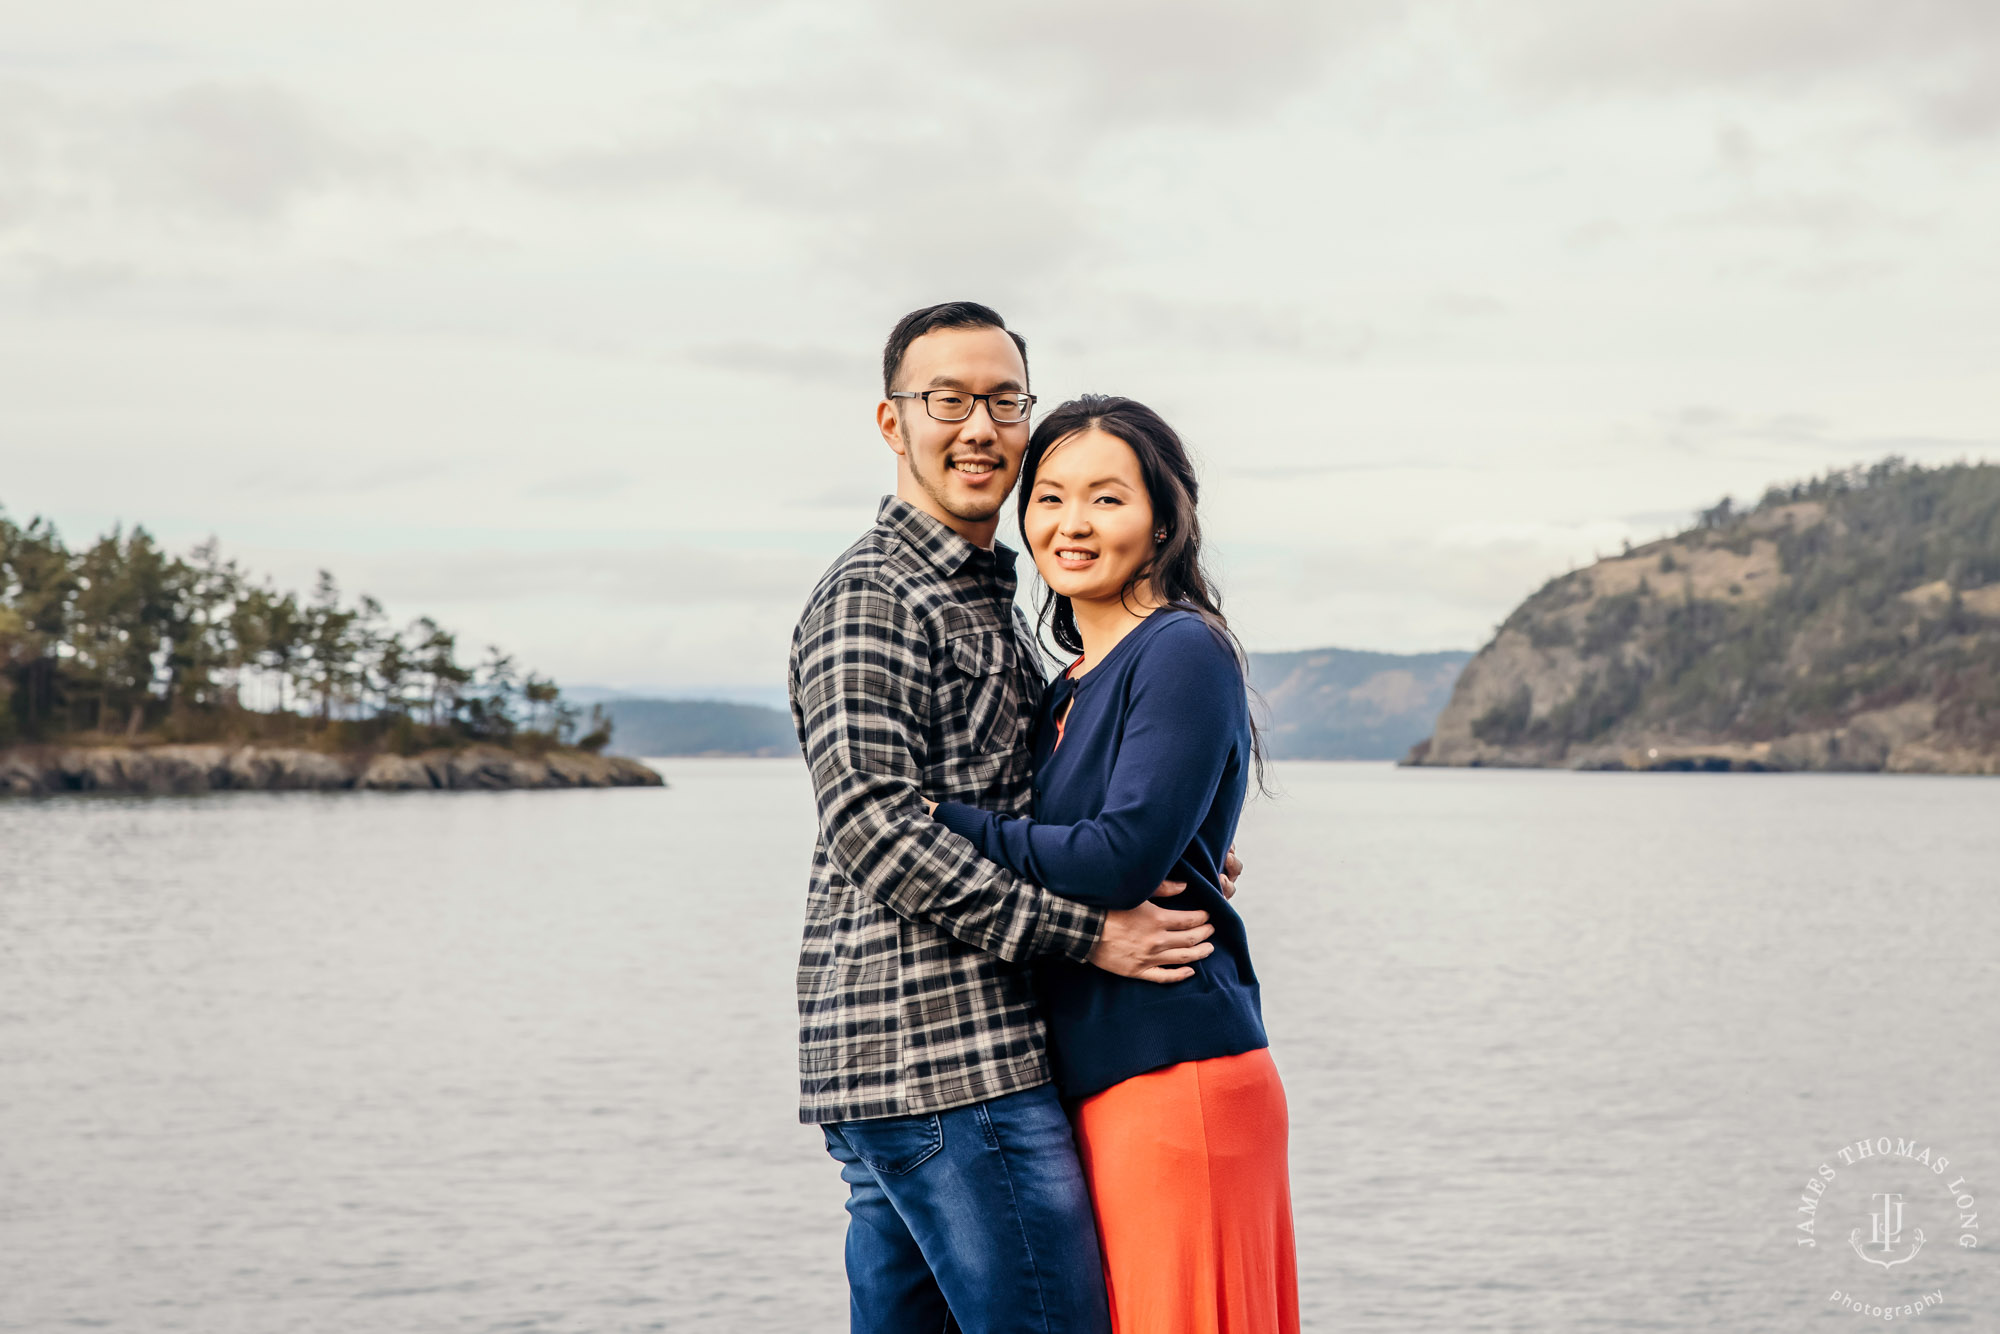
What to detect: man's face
<box><xmin>880</xmin><ymin>325</ymin><xmax>1030</xmax><ymax>528</ymax></box>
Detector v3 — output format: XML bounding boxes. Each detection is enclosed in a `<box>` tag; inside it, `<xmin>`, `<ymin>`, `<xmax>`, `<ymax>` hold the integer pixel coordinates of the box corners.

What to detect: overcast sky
<box><xmin>4</xmin><ymin>1</ymin><xmax>1997</xmax><ymax>695</ymax></box>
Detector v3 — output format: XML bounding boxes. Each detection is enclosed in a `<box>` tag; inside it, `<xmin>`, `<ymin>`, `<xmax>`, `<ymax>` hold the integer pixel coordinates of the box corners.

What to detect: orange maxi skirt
<box><xmin>1071</xmin><ymin>1047</ymin><xmax>1299</xmax><ymax>1334</ymax></box>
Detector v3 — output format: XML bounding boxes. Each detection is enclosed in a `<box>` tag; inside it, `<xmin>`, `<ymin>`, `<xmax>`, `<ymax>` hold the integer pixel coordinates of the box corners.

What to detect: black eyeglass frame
<box><xmin>888</xmin><ymin>389</ymin><xmax>1038</xmax><ymax>424</ymax></box>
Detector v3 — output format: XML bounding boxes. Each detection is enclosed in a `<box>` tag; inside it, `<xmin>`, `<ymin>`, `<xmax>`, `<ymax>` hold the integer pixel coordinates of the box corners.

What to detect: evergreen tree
<box><xmin>0</xmin><ymin>503</ymin><xmax>591</xmax><ymax>752</ymax></box>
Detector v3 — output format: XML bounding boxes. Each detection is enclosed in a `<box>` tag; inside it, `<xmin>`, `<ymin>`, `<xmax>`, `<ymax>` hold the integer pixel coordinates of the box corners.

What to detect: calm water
<box><xmin>3</xmin><ymin>762</ymin><xmax>1997</xmax><ymax>1332</ymax></box>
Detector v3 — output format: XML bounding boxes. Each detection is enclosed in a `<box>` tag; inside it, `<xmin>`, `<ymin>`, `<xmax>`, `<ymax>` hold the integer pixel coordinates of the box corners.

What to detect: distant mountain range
<box><xmin>600</xmin><ymin>698</ymin><xmax>799</xmax><ymax>758</ymax></box>
<box><xmin>565</xmin><ymin>683</ymin><xmax>791</xmax><ymax>711</ymax></box>
<box><xmin>1248</xmin><ymin>648</ymin><xmax>1473</xmax><ymax>760</ymax></box>
<box><xmin>1411</xmin><ymin>459</ymin><xmax>2000</xmax><ymax>773</ymax></box>
<box><xmin>600</xmin><ymin>645</ymin><xmax>1472</xmax><ymax>761</ymax></box>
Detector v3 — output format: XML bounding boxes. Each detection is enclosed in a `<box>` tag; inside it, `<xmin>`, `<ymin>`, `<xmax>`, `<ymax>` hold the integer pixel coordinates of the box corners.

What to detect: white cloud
<box><xmin>1464</xmin><ymin>0</ymin><xmax>2000</xmax><ymax>137</ymax></box>
<box><xmin>0</xmin><ymin>78</ymin><xmax>394</xmax><ymax>229</ymax></box>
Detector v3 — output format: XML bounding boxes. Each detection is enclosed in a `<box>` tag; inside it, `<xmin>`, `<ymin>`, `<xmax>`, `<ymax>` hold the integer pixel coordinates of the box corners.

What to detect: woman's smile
<box><xmin>1025</xmin><ymin>427</ymin><xmax>1158</xmax><ymax>607</ymax></box>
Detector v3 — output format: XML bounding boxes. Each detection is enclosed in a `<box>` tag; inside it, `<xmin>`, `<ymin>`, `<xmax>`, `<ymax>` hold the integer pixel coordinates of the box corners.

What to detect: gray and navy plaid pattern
<box><xmin>789</xmin><ymin>496</ymin><xmax>1106</xmax><ymax>1125</ymax></box>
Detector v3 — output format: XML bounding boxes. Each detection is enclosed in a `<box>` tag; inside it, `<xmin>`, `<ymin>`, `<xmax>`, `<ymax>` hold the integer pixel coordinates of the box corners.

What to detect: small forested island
<box><xmin>1410</xmin><ymin>459</ymin><xmax>2000</xmax><ymax>773</ymax></box>
<box><xmin>0</xmin><ymin>508</ymin><xmax>662</xmax><ymax>795</ymax></box>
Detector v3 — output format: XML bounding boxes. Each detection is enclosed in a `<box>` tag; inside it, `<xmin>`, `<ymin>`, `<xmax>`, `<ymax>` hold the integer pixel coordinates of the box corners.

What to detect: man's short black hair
<box><xmin>882</xmin><ymin>302</ymin><xmax>1029</xmax><ymax>395</ymax></box>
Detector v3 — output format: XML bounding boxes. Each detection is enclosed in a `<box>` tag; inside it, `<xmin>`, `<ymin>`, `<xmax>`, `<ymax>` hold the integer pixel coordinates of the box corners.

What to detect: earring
<box><xmin>1153</xmin><ymin>529</ymin><xmax>1167</xmax><ymax>541</ymax></box>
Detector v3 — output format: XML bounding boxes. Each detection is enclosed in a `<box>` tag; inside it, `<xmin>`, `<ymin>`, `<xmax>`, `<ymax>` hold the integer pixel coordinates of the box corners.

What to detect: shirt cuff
<box><xmin>1028</xmin><ymin>893</ymin><xmax>1105</xmax><ymax>964</ymax></box>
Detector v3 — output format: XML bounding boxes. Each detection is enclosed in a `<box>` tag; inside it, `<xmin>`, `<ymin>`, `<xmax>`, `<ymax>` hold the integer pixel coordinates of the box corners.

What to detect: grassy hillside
<box><xmin>1414</xmin><ymin>459</ymin><xmax>2000</xmax><ymax>772</ymax></box>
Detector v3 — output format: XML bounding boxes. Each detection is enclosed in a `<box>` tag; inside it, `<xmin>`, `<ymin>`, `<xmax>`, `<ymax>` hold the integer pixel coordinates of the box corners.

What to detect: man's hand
<box><xmin>1220</xmin><ymin>845</ymin><xmax>1242</xmax><ymax>901</ymax></box>
<box><xmin>1089</xmin><ymin>883</ymin><xmax>1214</xmax><ymax>983</ymax></box>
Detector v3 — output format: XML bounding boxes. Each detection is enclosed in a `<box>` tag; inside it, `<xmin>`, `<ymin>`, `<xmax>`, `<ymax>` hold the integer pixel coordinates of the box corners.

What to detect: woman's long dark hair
<box><xmin>1018</xmin><ymin>394</ymin><xmax>1267</xmax><ymax>791</ymax></box>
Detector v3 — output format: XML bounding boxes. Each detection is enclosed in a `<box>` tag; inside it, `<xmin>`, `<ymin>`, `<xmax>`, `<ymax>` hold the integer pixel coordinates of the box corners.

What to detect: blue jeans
<box><xmin>822</xmin><ymin>1083</ymin><xmax>1111</xmax><ymax>1334</ymax></box>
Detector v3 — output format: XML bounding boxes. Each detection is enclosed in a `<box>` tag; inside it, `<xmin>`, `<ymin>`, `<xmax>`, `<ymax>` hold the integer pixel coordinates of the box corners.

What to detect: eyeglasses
<box><xmin>889</xmin><ymin>389</ymin><xmax>1037</xmax><ymax>424</ymax></box>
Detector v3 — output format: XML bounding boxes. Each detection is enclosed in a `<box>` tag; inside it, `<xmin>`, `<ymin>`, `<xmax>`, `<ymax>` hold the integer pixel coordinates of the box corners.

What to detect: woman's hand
<box><xmin>1220</xmin><ymin>845</ymin><xmax>1242</xmax><ymax>900</ymax></box>
<box><xmin>921</xmin><ymin>798</ymin><xmax>937</xmax><ymax>815</ymax></box>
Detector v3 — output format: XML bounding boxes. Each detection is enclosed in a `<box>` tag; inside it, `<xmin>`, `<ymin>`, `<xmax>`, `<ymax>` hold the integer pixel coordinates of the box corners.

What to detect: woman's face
<box><xmin>1023</xmin><ymin>427</ymin><xmax>1159</xmax><ymax>607</ymax></box>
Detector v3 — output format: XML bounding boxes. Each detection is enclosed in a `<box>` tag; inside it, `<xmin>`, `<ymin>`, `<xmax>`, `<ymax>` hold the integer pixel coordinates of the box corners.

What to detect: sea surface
<box><xmin>3</xmin><ymin>762</ymin><xmax>1996</xmax><ymax>1332</ymax></box>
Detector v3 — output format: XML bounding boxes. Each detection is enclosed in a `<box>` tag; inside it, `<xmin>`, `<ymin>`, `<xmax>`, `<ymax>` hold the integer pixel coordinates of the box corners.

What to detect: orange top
<box><xmin>1052</xmin><ymin>655</ymin><xmax>1086</xmax><ymax>750</ymax></box>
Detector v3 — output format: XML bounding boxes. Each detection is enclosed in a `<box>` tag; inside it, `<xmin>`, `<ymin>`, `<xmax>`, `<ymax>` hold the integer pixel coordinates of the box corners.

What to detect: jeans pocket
<box><xmin>840</xmin><ymin>1113</ymin><xmax>945</xmax><ymax>1176</ymax></box>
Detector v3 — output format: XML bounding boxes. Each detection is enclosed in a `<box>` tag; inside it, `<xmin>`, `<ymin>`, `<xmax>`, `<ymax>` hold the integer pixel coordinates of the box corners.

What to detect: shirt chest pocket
<box><xmin>944</xmin><ymin>631</ymin><xmax>1020</xmax><ymax>756</ymax></box>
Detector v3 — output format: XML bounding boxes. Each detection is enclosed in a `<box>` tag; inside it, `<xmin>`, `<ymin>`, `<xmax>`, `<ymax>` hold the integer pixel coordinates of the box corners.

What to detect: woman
<box><xmin>927</xmin><ymin>395</ymin><xmax>1298</xmax><ymax>1333</ymax></box>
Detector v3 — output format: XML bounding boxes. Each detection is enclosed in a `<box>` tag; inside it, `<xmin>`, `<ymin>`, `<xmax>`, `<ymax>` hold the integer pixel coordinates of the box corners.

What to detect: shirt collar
<box><xmin>877</xmin><ymin>495</ymin><xmax>1018</xmax><ymax>581</ymax></box>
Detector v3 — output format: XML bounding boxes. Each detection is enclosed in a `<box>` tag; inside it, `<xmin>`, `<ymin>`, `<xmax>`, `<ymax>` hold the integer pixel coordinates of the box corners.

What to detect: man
<box><xmin>788</xmin><ymin>302</ymin><xmax>1226</xmax><ymax>1333</ymax></box>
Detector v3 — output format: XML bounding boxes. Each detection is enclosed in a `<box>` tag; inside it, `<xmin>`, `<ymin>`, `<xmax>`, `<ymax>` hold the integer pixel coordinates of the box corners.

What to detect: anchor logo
<box><xmin>1849</xmin><ymin>1192</ymin><xmax>1925</xmax><ymax>1270</ymax></box>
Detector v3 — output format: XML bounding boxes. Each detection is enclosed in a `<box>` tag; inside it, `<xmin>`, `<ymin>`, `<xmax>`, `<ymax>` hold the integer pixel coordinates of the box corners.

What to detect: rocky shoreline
<box><xmin>1409</xmin><ymin>679</ymin><xmax>2000</xmax><ymax>775</ymax></box>
<box><xmin>0</xmin><ymin>744</ymin><xmax>665</xmax><ymax>796</ymax></box>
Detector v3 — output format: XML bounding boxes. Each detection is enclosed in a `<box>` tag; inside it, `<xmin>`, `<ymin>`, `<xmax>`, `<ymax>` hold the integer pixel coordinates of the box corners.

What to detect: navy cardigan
<box><xmin>933</xmin><ymin>607</ymin><xmax>1267</xmax><ymax>1100</ymax></box>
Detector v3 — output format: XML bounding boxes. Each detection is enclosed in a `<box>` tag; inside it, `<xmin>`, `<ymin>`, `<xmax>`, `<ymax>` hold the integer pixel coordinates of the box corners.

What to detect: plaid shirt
<box><xmin>788</xmin><ymin>497</ymin><xmax>1107</xmax><ymax>1125</ymax></box>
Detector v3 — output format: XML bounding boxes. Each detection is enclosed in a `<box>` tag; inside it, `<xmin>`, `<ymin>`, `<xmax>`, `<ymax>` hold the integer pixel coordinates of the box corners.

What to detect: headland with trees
<box><xmin>0</xmin><ymin>507</ymin><xmax>661</xmax><ymax>795</ymax></box>
<box><xmin>1412</xmin><ymin>459</ymin><xmax>2000</xmax><ymax>773</ymax></box>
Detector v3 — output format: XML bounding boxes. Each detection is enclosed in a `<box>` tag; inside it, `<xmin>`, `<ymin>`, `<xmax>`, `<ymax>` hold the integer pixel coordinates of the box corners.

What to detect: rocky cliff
<box><xmin>0</xmin><ymin>744</ymin><xmax>664</xmax><ymax>796</ymax></box>
<box><xmin>1409</xmin><ymin>460</ymin><xmax>2000</xmax><ymax>774</ymax></box>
